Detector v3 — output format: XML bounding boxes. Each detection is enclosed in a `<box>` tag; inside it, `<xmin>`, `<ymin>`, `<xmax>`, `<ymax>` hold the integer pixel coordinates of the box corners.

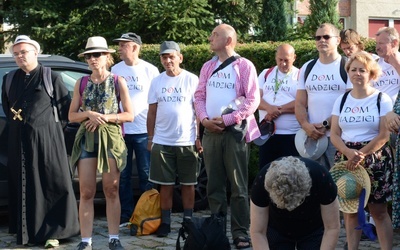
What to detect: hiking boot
<box><xmin>156</xmin><ymin>223</ymin><xmax>171</xmax><ymax>237</ymax></box>
<box><xmin>109</xmin><ymin>238</ymin><xmax>124</xmax><ymax>250</ymax></box>
<box><xmin>76</xmin><ymin>242</ymin><xmax>92</xmax><ymax>250</ymax></box>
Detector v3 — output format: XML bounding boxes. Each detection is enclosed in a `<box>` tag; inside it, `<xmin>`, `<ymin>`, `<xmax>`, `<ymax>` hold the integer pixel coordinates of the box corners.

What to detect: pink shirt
<box><xmin>194</xmin><ymin>56</ymin><xmax>260</xmax><ymax>142</ymax></box>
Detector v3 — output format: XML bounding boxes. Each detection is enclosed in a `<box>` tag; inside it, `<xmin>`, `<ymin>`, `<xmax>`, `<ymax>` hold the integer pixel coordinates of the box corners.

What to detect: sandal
<box><xmin>233</xmin><ymin>236</ymin><xmax>251</xmax><ymax>249</ymax></box>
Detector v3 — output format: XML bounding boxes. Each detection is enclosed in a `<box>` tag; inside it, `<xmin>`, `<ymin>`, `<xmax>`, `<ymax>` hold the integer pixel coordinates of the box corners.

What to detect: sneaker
<box><xmin>45</xmin><ymin>239</ymin><xmax>59</xmax><ymax>248</ymax></box>
<box><xmin>156</xmin><ymin>223</ymin><xmax>171</xmax><ymax>237</ymax></box>
<box><xmin>109</xmin><ymin>238</ymin><xmax>124</xmax><ymax>250</ymax></box>
<box><xmin>76</xmin><ymin>242</ymin><xmax>92</xmax><ymax>250</ymax></box>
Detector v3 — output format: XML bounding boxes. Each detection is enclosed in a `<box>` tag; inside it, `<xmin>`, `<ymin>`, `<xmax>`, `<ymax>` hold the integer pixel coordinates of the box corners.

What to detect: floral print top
<box><xmin>81</xmin><ymin>74</ymin><xmax>119</xmax><ymax>114</ymax></box>
<box><xmin>392</xmin><ymin>95</ymin><xmax>400</xmax><ymax>229</ymax></box>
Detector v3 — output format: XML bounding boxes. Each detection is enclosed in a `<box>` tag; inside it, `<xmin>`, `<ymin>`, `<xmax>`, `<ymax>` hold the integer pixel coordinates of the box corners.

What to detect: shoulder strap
<box><xmin>41</xmin><ymin>66</ymin><xmax>59</xmax><ymax>122</ymax></box>
<box><xmin>211</xmin><ymin>55</ymin><xmax>240</xmax><ymax>76</ymax></box>
<box><xmin>264</xmin><ymin>67</ymin><xmax>275</xmax><ymax>81</ymax></box>
<box><xmin>5</xmin><ymin>69</ymin><xmax>17</xmax><ymax>97</ymax></box>
<box><xmin>339</xmin><ymin>56</ymin><xmax>348</xmax><ymax>84</ymax></box>
<box><xmin>304</xmin><ymin>58</ymin><xmax>318</xmax><ymax>82</ymax></box>
<box><xmin>79</xmin><ymin>76</ymin><xmax>89</xmax><ymax>96</ymax></box>
<box><xmin>113</xmin><ymin>74</ymin><xmax>120</xmax><ymax>102</ymax></box>
<box><xmin>339</xmin><ymin>90</ymin><xmax>351</xmax><ymax>113</ymax></box>
<box><xmin>340</xmin><ymin>91</ymin><xmax>382</xmax><ymax>114</ymax></box>
<box><xmin>42</xmin><ymin>67</ymin><xmax>54</xmax><ymax>98</ymax></box>
<box><xmin>79</xmin><ymin>76</ymin><xmax>89</xmax><ymax>107</ymax></box>
<box><xmin>377</xmin><ymin>92</ymin><xmax>382</xmax><ymax>114</ymax></box>
<box><xmin>304</xmin><ymin>57</ymin><xmax>348</xmax><ymax>84</ymax></box>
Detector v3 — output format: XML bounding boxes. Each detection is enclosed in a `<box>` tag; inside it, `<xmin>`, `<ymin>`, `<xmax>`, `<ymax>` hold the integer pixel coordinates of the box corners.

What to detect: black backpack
<box><xmin>304</xmin><ymin>56</ymin><xmax>348</xmax><ymax>83</ymax></box>
<box><xmin>176</xmin><ymin>215</ymin><xmax>231</xmax><ymax>250</ymax></box>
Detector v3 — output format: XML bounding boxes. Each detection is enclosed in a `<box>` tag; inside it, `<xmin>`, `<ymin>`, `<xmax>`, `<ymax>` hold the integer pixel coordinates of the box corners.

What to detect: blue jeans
<box><xmin>119</xmin><ymin>133</ymin><xmax>153</xmax><ymax>220</ymax></box>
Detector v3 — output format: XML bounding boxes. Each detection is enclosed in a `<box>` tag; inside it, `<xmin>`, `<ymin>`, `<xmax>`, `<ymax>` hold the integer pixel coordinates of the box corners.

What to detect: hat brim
<box><xmin>253</xmin><ymin>134</ymin><xmax>272</xmax><ymax>146</ymax></box>
<box><xmin>113</xmin><ymin>38</ymin><xmax>140</xmax><ymax>43</ymax></box>
<box><xmin>78</xmin><ymin>48</ymin><xmax>116</xmax><ymax>57</ymax></box>
<box><xmin>330</xmin><ymin>161</ymin><xmax>371</xmax><ymax>213</ymax></box>
<box><xmin>294</xmin><ymin>129</ymin><xmax>328</xmax><ymax>160</ymax></box>
<box><xmin>9</xmin><ymin>40</ymin><xmax>41</xmax><ymax>54</ymax></box>
<box><xmin>253</xmin><ymin>120</ymin><xmax>275</xmax><ymax>146</ymax></box>
<box><xmin>159</xmin><ymin>49</ymin><xmax>179</xmax><ymax>55</ymax></box>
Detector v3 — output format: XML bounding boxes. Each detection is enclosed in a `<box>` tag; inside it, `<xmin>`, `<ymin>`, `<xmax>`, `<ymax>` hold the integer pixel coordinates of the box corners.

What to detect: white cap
<box><xmin>294</xmin><ymin>128</ymin><xmax>328</xmax><ymax>160</ymax></box>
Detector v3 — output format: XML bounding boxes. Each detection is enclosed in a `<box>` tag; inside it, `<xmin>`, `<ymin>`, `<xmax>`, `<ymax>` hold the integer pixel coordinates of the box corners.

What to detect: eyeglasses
<box><xmin>84</xmin><ymin>52</ymin><xmax>104</xmax><ymax>60</ymax></box>
<box><xmin>314</xmin><ymin>35</ymin><xmax>337</xmax><ymax>41</ymax></box>
<box><xmin>12</xmin><ymin>49</ymin><xmax>35</xmax><ymax>57</ymax></box>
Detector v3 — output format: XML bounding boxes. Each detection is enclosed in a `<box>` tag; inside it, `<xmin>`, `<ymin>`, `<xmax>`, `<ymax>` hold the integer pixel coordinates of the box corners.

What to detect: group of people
<box><xmin>251</xmin><ymin>23</ymin><xmax>400</xmax><ymax>250</ymax></box>
<box><xmin>1</xmin><ymin>21</ymin><xmax>400</xmax><ymax>250</ymax></box>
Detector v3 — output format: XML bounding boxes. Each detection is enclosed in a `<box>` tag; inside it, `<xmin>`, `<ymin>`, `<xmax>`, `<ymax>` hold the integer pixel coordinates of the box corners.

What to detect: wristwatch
<box><xmin>322</xmin><ymin>120</ymin><xmax>330</xmax><ymax>129</ymax></box>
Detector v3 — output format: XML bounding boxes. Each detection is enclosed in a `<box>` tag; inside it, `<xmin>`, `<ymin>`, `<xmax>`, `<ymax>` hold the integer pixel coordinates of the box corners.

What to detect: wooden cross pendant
<box><xmin>10</xmin><ymin>108</ymin><xmax>23</xmax><ymax>121</ymax></box>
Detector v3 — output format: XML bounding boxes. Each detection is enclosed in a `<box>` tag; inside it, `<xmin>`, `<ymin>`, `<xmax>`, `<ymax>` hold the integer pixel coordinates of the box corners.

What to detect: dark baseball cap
<box><xmin>113</xmin><ymin>32</ymin><xmax>142</xmax><ymax>45</ymax></box>
<box><xmin>159</xmin><ymin>41</ymin><xmax>180</xmax><ymax>55</ymax></box>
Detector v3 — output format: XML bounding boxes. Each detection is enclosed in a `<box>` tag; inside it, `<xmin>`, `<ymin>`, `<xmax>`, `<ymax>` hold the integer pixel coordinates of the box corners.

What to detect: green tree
<box><xmin>210</xmin><ymin>0</ymin><xmax>261</xmax><ymax>42</ymax></box>
<box><xmin>257</xmin><ymin>0</ymin><xmax>287</xmax><ymax>41</ymax></box>
<box><xmin>1</xmin><ymin>0</ymin><xmax>131</xmax><ymax>58</ymax></box>
<box><xmin>123</xmin><ymin>0</ymin><xmax>214</xmax><ymax>44</ymax></box>
<box><xmin>301</xmin><ymin>0</ymin><xmax>342</xmax><ymax>38</ymax></box>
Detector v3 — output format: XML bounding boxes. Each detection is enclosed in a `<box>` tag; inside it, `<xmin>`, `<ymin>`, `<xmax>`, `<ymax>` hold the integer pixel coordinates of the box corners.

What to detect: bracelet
<box><xmin>116</xmin><ymin>114</ymin><xmax>119</xmax><ymax>124</ymax></box>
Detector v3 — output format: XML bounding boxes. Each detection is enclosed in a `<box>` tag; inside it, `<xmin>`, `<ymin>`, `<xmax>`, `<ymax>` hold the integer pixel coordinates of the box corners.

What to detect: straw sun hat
<box><xmin>329</xmin><ymin>161</ymin><xmax>371</xmax><ymax>213</ymax></box>
<box><xmin>78</xmin><ymin>36</ymin><xmax>115</xmax><ymax>57</ymax></box>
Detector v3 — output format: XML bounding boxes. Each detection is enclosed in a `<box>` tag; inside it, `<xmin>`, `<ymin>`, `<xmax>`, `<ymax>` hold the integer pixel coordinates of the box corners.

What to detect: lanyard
<box><xmin>273</xmin><ymin>68</ymin><xmax>290</xmax><ymax>102</ymax></box>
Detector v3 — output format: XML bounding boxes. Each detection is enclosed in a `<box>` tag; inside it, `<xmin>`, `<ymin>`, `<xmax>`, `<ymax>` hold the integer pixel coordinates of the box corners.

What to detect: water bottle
<box><xmin>221</xmin><ymin>96</ymin><xmax>245</xmax><ymax>115</ymax></box>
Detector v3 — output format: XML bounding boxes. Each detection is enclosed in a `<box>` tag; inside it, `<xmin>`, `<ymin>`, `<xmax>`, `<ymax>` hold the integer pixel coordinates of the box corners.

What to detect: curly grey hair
<box><xmin>264</xmin><ymin>156</ymin><xmax>312</xmax><ymax>211</ymax></box>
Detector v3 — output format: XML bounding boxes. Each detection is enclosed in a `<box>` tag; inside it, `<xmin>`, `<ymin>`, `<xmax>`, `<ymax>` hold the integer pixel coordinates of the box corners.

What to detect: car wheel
<box><xmin>172</xmin><ymin>156</ymin><xmax>208</xmax><ymax>212</ymax></box>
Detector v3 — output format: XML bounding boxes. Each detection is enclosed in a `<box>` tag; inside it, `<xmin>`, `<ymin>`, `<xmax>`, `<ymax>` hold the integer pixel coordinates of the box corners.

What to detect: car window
<box><xmin>0</xmin><ymin>68</ymin><xmax>87</xmax><ymax>104</ymax></box>
<box><xmin>53</xmin><ymin>70</ymin><xmax>87</xmax><ymax>97</ymax></box>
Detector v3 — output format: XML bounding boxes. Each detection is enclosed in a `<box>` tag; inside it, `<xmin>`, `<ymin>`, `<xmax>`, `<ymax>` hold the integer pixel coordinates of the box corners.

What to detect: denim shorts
<box><xmin>79</xmin><ymin>139</ymin><xmax>114</xmax><ymax>159</ymax></box>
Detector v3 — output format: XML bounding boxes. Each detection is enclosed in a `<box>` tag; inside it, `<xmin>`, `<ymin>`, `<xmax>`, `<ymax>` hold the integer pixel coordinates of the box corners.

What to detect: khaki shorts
<box><xmin>149</xmin><ymin>143</ymin><xmax>200</xmax><ymax>185</ymax></box>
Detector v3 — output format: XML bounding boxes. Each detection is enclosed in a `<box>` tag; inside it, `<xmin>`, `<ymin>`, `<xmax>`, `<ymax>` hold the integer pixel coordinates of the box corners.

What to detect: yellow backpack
<box><xmin>129</xmin><ymin>188</ymin><xmax>161</xmax><ymax>236</ymax></box>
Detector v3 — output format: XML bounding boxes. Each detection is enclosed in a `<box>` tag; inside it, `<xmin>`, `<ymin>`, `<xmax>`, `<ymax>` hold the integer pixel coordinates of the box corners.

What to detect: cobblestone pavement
<box><xmin>0</xmin><ymin>207</ymin><xmax>399</xmax><ymax>250</ymax></box>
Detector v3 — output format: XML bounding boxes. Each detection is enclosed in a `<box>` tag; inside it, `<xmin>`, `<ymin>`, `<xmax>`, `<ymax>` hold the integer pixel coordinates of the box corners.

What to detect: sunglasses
<box><xmin>314</xmin><ymin>35</ymin><xmax>337</xmax><ymax>41</ymax></box>
<box><xmin>84</xmin><ymin>52</ymin><xmax>104</xmax><ymax>59</ymax></box>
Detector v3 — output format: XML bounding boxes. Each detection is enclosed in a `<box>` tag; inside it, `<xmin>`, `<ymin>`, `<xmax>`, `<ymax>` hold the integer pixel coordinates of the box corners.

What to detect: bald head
<box><xmin>209</xmin><ymin>24</ymin><xmax>237</xmax><ymax>55</ymax></box>
<box><xmin>275</xmin><ymin>43</ymin><xmax>296</xmax><ymax>73</ymax></box>
<box><xmin>218</xmin><ymin>24</ymin><xmax>237</xmax><ymax>46</ymax></box>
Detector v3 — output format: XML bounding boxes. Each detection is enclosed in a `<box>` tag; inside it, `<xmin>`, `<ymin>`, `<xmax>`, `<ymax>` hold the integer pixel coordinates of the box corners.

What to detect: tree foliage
<box><xmin>123</xmin><ymin>0</ymin><xmax>214</xmax><ymax>44</ymax></box>
<box><xmin>257</xmin><ymin>0</ymin><xmax>287</xmax><ymax>42</ymax></box>
<box><xmin>209</xmin><ymin>0</ymin><xmax>262</xmax><ymax>42</ymax></box>
<box><xmin>0</xmin><ymin>0</ymin><xmax>342</xmax><ymax>58</ymax></box>
<box><xmin>301</xmin><ymin>0</ymin><xmax>342</xmax><ymax>37</ymax></box>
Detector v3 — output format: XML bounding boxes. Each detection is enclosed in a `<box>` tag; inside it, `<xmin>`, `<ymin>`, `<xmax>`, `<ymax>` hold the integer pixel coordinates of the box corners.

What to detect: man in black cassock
<box><xmin>1</xmin><ymin>35</ymin><xmax>79</xmax><ymax>246</ymax></box>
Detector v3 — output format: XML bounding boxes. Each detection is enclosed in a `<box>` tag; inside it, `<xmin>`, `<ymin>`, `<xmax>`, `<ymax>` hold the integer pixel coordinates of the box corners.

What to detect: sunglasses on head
<box><xmin>314</xmin><ymin>35</ymin><xmax>337</xmax><ymax>41</ymax></box>
<box><xmin>84</xmin><ymin>52</ymin><xmax>104</xmax><ymax>59</ymax></box>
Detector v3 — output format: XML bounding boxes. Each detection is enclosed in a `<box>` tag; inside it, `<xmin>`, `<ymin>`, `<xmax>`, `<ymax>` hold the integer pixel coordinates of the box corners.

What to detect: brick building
<box><xmin>296</xmin><ymin>0</ymin><xmax>400</xmax><ymax>38</ymax></box>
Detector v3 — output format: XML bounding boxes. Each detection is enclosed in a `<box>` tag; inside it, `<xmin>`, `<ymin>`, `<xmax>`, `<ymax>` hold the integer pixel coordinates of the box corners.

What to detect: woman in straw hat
<box><xmin>69</xmin><ymin>36</ymin><xmax>133</xmax><ymax>250</ymax></box>
<box><xmin>330</xmin><ymin>51</ymin><xmax>393</xmax><ymax>250</ymax></box>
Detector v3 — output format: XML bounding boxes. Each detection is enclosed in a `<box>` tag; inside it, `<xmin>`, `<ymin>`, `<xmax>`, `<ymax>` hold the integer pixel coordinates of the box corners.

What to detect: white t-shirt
<box><xmin>331</xmin><ymin>90</ymin><xmax>392</xmax><ymax>142</ymax></box>
<box><xmin>298</xmin><ymin>56</ymin><xmax>352</xmax><ymax>136</ymax></box>
<box><xmin>258</xmin><ymin>66</ymin><xmax>301</xmax><ymax>134</ymax></box>
<box><xmin>148</xmin><ymin>70</ymin><xmax>198</xmax><ymax>146</ymax></box>
<box><xmin>373</xmin><ymin>57</ymin><xmax>400</xmax><ymax>103</ymax></box>
<box><xmin>111</xmin><ymin>59</ymin><xmax>160</xmax><ymax>134</ymax></box>
<box><xmin>206</xmin><ymin>62</ymin><xmax>237</xmax><ymax>119</ymax></box>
